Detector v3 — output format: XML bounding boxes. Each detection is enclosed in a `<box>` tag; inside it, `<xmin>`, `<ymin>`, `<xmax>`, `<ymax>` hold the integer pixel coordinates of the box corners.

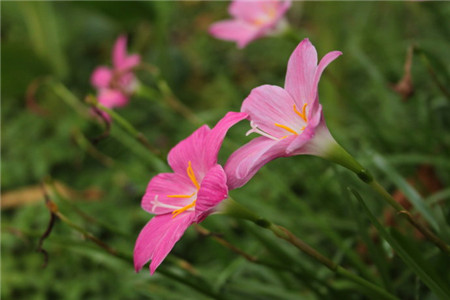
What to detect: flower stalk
<box><xmin>86</xmin><ymin>95</ymin><xmax>160</xmax><ymax>156</ymax></box>
<box><xmin>325</xmin><ymin>143</ymin><xmax>450</xmax><ymax>254</ymax></box>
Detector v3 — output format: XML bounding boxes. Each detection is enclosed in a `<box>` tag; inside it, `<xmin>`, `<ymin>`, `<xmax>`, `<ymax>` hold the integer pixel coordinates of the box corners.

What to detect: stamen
<box><xmin>246</xmin><ymin>121</ymin><xmax>280</xmax><ymax>141</ymax></box>
<box><xmin>151</xmin><ymin>195</ymin><xmax>185</xmax><ymax>213</ymax></box>
<box><xmin>293</xmin><ymin>103</ymin><xmax>308</xmax><ymax>123</ymax></box>
<box><xmin>187</xmin><ymin>161</ymin><xmax>200</xmax><ymax>190</ymax></box>
<box><xmin>172</xmin><ymin>200</ymin><xmax>196</xmax><ymax>218</ymax></box>
<box><xmin>274</xmin><ymin>123</ymin><xmax>298</xmax><ymax>135</ymax></box>
<box><xmin>167</xmin><ymin>192</ymin><xmax>196</xmax><ymax>198</ymax></box>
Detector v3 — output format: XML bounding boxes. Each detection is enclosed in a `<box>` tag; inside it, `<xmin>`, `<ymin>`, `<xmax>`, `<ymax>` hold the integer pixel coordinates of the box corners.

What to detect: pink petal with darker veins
<box><xmin>203</xmin><ymin>112</ymin><xmax>248</xmax><ymax>169</ymax></box>
<box><xmin>134</xmin><ymin>213</ymin><xmax>195</xmax><ymax>274</ymax></box>
<box><xmin>225</xmin><ymin>135</ymin><xmax>294</xmax><ymax>189</ymax></box>
<box><xmin>285</xmin><ymin>39</ymin><xmax>342</xmax><ymax>117</ymax></box>
<box><xmin>284</xmin><ymin>39</ymin><xmax>318</xmax><ymax>110</ymax></box>
<box><xmin>168</xmin><ymin>112</ymin><xmax>247</xmax><ymax>182</ymax></box>
<box><xmin>241</xmin><ymin>85</ymin><xmax>300</xmax><ymax>138</ymax></box>
<box><xmin>168</xmin><ymin>125</ymin><xmax>211</xmax><ymax>181</ymax></box>
<box><xmin>209</xmin><ymin>20</ymin><xmax>259</xmax><ymax>49</ymax></box>
<box><xmin>91</xmin><ymin>66</ymin><xmax>113</xmax><ymax>89</ymax></box>
<box><xmin>195</xmin><ymin>164</ymin><xmax>228</xmax><ymax>222</ymax></box>
<box><xmin>141</xmin><ymin>172</ymin><xmax>197</xmax><ymax>215</ymax></box>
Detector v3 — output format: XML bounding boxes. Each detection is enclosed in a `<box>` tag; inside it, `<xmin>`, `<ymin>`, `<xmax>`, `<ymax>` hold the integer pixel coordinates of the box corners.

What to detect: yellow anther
<box><xmin>167</xmin><ymin>192</ymin><xmax>196</xmax><ymax>198</ymax></box>
<box><xmin>187</xmin><ymin>161</ymin><xmax>200</xmax><ymax>190</ymax></box>
<box><xmin>293</xmin><ymin>103</ymin><xmax>308</xmax><ymax>123</ymax></box>
<box><xmin>274</xmin><ymin>123</ymin><xmax>298</xmax><ymax>135</ymax></box>
<box><xmin>172</xmin><ymin>200</ymin><xmax>196</xmax><ymax>218</ymax></box>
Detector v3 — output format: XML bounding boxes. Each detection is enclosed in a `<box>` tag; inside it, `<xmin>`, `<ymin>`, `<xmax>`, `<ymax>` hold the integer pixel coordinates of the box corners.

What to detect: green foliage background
<box><xmin>2</xmin><ymin>1</ymin><xmax>450</xmax><ymax>299</ymax></box>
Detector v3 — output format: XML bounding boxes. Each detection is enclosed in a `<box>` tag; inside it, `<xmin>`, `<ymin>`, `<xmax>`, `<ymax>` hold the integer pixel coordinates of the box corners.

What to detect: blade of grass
<box><xmin>18</xmin><ymin>2</ymin><xmax>68</xmax><ymax>78</ymax></box>
<box><xmin>372</xmin><ymin>153</ymin><xmax>450</xmax><ymax>240</ymax></box>
<box><xmin>350</xmin><ymin>188</ymin><xmax>450</xmax><ymax>299</ymax></box>
<box><xmin>348</xmin><ymin>188</ymin><xmax>394</xmax><ymax>292</ymax></box>
<box><xmin>372</xmin><ymin>153</ymin><xmax>438</xmax><ymax>231</ymax></box>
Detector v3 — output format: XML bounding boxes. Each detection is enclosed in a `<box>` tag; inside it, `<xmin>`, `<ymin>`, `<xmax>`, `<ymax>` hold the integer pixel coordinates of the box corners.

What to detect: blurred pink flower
<box><xmin>209</xmin><ymin>0</ymin><xmax>291</xmax><ymax>48</ymax></box>
<box><xmin>134</xmin><ymin>112</ymin><xmax>247</xmax><ymax>274</ymax></box>
<box><xmin>225</xmin><ymin>39</ymin><xmax>342</xmax><ymax>189</ymax></box>
<box><xmin>90</xmin><ymin>35</ymin><xmax>140</xmax><ymax>119</ymax></box>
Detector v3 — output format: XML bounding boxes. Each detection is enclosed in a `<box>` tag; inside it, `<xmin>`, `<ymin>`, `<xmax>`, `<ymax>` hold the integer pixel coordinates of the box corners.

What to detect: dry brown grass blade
<box><xmin>1</xmin><ymin>181</ymin><xmax>103</xmax><ymax>210</ymax></box>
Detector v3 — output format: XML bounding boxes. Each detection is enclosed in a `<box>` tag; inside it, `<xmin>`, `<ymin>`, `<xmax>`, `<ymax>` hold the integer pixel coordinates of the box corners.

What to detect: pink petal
<box><xmin>113</xmin><ymin>35</ymin><xmax>141</xmax><ymax>71</ymax></box>
<box><xmin>284</xmin><ymin>125</ymin><xmax>316</xmax><ymax>155</ymax></box>
<box><xmin>225</xmin><ymin>136</ymin><xmax>294</xmax><ymax>189</ymax></box>
<box><xmin>141</xmin><ymin>172</ymin><xmax>197</xmax><ymax>215</ymax></box>
<box><xmin>118</xmin><ymin>54</ymin><xmax>141</xmax><ymax>72</ymax></box>
<box><xmin>168</xmin><ymin>125</ymin><xmax>211</xmax><ymax>181</ymax></box>
<box><xmin>229</xmin><ymin>0</ymin><xmax>269</xmax><ymax>21</ymax></box>
<box><xmin>284</xmin><ymin>38</ymin><xmax>318</xmax><ymax>110</ymax></box>
<box><xmin>209</xmin><ymin>20</ymin><xmax>259</xmax><ymax>48</ymax></box>
<box><xmin>168</xmin><ymin>112</ymin><xmax>246</xmax><ymax>182</ymax></box>
<box><xmin>309</xmin><ymin>50</ymin><xmax>342</xmax><ymax>114</ymax></box>
<box><xmin>118</xmin><ymin>72</ymin><xmax>138</xmax><ymax>93</ymax></box>
<box><xmin>203</xmin><ymin>112</ymin><xmax>248</xmax><ymax>169</ymax></box>
<box><xmin>112</xmin><ymin>35</ymin><xmax>128</xmax><ymax>70</ymax></box>
<box><xmin>91</xmin><ymin>66</ymin><xmax>113</xmax><ymax>88</ymax></box>
<box><xmin>229</xmin><ymin>0</ymin><xmax>286</xmax><ymax>23</ymax></box>
<box><xmin>242</xmin><ymin>85</ymin><xmax>301</xmax><ymax>138</ymax></box>
<box><xmin>276</xmin><ymin>0</ymin><xmax>292</xmax><ymax>19</ymax></box>
<box><xmin>286</xmin><ymin>111</ymin><xmax>334</xmax><ymax>156</ymax></box>
<box><xmin>97</xmin><ymin>89</ymin><xmax>129</xmax><ymax>108</ymax></box>
<box><xmin>195</xmin><ymin>164</ymin><xmax>228</xmax><ymax>222</ymax></box>
<box><xmin>134</xmin><ymin>213</ymin><xmax>195</xmax><ymax>274</ymax></box>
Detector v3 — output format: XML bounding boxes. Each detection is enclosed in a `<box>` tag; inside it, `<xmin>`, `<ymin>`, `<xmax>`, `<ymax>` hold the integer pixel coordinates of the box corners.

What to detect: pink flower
<box><xmin>225</xmin><ymin>39</ymin><xmax>342</xmax><ymax>189</ymax></box>
<box><xmin>209</xmin><ymin>0</ymin><xmax>291</xmax><ymax>48</ymax></box>
<box><xmin>90</xmin><ymin>35</ymin><xmax>140</xmax><ymax>119</ymax></box>
<box><xmin>134</xmin><ymin>112</ymin><xmax>247</xmax><ymax>274</ymax></box>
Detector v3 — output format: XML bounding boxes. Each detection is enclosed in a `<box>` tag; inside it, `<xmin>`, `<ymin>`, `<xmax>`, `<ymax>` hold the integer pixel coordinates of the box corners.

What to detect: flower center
<box><xmin>273</xmin><ymin>103</ymin><xmax>308</xmax><ymax>137</ymax></box>
<box><xmin>246</xmin><ymin>103</ymin><xmax>309</xmax><ymax>141</ymax></box>
<box><xmin>252</xmin><ymin>4</ymin><xmax>277</xmax><ymax>26</ymax></box>
<box><xmin>167</xmin><ymin>161</ymin><xmax>200</xmax><ymax>218</ymax></box>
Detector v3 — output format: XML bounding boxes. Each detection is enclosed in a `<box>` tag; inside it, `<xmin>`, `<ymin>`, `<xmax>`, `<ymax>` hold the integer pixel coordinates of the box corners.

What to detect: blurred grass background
<box><xmin>2</xmin><ymin>1</ymin><xmax>450</xmax><ymax>299</ymax></box>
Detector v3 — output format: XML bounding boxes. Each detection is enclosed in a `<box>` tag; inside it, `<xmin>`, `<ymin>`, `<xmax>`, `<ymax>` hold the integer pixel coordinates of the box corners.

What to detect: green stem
<box><xmin>368</xmin><ymin>180</ymin><xmax>450</xmax><ymax>254</ymax></box>
<box><xmin>325</xmin><ymin>143</ymin><xmax>450</xmax><ymax>254</ymax></box>
<box><xmin>51</xmin><ymin>82</ymin><xmax>167</xmax><ymax>172</ymax></box>
<box><xmin>93</xmin><ymin>101</ymin><xmax>161</xmax><ymax>156</ymax></box>
<box><xmin>220</xmin><ymin>198</ymin><xmax>399</xmax><ymax>300</ymax></box>
<box><xmin>51</xmin><ymin>81</ymin><xmax>90</xmax><ymax>116</ymax></box>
